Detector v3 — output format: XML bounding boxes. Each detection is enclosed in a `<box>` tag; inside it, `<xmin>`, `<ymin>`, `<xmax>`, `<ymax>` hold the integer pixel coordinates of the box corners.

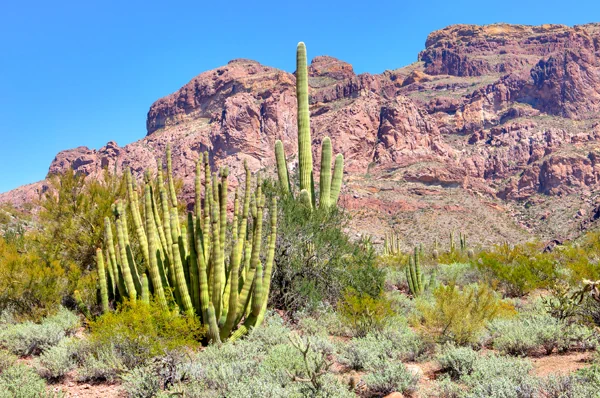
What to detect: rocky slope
<box><xmin>4</xmin><ymin>23</ymin><xmax>600</xmax><ymax>247</ymax></box>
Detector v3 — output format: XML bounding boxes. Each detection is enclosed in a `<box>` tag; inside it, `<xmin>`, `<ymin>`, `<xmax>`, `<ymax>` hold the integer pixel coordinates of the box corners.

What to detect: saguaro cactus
<box><xmin>275</xmin><ymin>42</ymin><xmax>345</xmax><ymax>210</ymax></box>
<box><xmin>96</xmin><ymin>149</ymin><xmax>278</xmax><ymax>344</ymax></box>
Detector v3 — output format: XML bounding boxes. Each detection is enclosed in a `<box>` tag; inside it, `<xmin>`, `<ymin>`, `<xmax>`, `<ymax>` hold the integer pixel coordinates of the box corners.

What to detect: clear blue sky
<box><xmin>1</xmin><ymin>0</ymin><xmax>598</xmax><ymax>193</ymax></box>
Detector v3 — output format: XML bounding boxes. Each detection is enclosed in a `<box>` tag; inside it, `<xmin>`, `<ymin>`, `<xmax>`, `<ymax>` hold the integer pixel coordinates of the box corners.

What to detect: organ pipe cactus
<box><xmin>406</xmin><ymin>247</ymin><xmax>424</xmax><ymax>297</ymax></box>
<box><xmin>460</xmin><ymin>232</ymin><xmax>467</xmax><ymax>251</ymax></box>
<box><xmin>96</xmin><ymin>148</ymin><xmax>278</xmax><ymax>344</ymax></box>
<box><xmin>383</xmin><ymin>232</ymin><xmax>401</xmax><ymax>256</ymax></box>
<box><xmin>275</xmin><ymin>42</ymin><xmax>344</xmax><ymax>210</ymax></box>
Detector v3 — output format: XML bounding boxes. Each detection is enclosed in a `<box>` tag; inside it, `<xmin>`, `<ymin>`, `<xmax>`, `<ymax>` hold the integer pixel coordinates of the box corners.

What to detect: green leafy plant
<box><xmin>87</xmin><ymin>300</ymin><xmax>202</xmax><ymax>369</ymax></box>
<box><xmin>475</xmin><ymin>242</ymin><xmax>559</xmax><ymax>297</ymax></box>
<box><xmin>338</xmin><ymin>289</ymin><xmax>393</xmax><ymax>337</ymax></box>
<box><xmin>414</xmin><ymin>283</ymin><xmax>514</xmax><ymax>346</ymax></box>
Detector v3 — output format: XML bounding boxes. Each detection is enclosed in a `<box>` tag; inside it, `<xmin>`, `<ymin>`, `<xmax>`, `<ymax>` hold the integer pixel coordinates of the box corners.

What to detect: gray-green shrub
<box><xmin>363</xmin><ymin>361</ymin><xmax>419</xmax><ymax>396</ymax></box>
<box><xmin>0</xmin><ymin>307</ymin><xmax>79</xmax><ymax>356</ymax></box>
<box><xmin>436</xmin><ymin>344</ymin><xmax>478</xmax><ymax>380</ymax></box>
<box><xmin>0</xmin><ymin>364</ymin><xmax>54</xmax><ymax>398</ymax></box>
<box><xmin>36</xmin><ymin>338</ymin><xmax>77</xmax><ymax>380</ymax></box>
<box><xmin>121</xmin><ymin>365</ymin><xmax>161</xmax><ymax>398</ymax></box>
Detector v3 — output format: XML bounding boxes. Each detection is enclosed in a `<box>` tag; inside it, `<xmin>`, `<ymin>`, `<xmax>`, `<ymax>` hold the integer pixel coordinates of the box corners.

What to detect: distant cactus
<box><xmin>450</xmin><ymin>232</ymin><xmax>455</xmax><ymax>253</ymax></box>
<box><xmin>460</xmin><ymin>232</ymin><xmax>467</xmax><ymax>251</ymax></box>
<box><xmin>406</xmin><ymin>247</ymin><xmax>425</xmax><ymax>297</ymax></box>
<box><xmin>383</xmin><ymin>232</ymin><xmax>402</xmax><ymax>256</ymax></box>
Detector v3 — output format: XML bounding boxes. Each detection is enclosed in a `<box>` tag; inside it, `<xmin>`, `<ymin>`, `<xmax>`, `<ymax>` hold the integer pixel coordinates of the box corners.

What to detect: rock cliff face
<box><xmin>4</xmin><ymin>23</ymin><xmax>600</xmax><ymax>246</ymax></box>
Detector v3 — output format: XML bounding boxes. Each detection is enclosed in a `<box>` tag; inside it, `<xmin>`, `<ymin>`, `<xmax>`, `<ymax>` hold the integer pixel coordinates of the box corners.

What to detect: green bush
<box><xmin>0</xmin><ymin>364</ymin><xmax>53</xmax><ymax>398</ymax></box>
<box><xmin>377</xmin><ymin>318</ymin><xmax>428</xmax><ymax>361</ymax></box>
<box><xmin>36</xmin><ymin>338</ymin><xmax>77</xmax><ymax>380</ymax></box>
<box><xmin>0</xmin><ymin>349</ymin><xmax>17</xmax><ymax>372</ymax></box>
<box><xmin>76</xmin><ymin>344</ymin><xmax>124</xmax><ymax>382</ymax></box>
<box><xmin>337</xmin><ymin>334</ymin><xmax>391</xmax><ymax>371</ymax></box>
<box><xmin>436</xmin><ymin>344</ymin><xmax>478</xmax><ymax>380</ymax></box>
<box><xmin>0</xmin><ymin>238</ymin><xmax>68</xmax><ymax>321</ymax></box>
<box><xmin>363</xmin><ymin>361</ymin><xmax>419</xmax><ymax>396</ymax></box>
<box><xmin>87</xmin><ymin>300</ymin><xmax>202</xmax><ymax>369</ymax></box>
<box><xmin>475</xmin><ymin>242</ymin><xmax>559</xmax><ymax>297</ymax></box>
<box><xmin>489</xmin><ymin>310</ymin><xmax>597</xmax><ymax>356</ymax></box>
<box><xmin>539</xmin><ymin>374</ymin><xmax>599</xmax><ymax>397</ymax></box>
<box><xmin>121</xmin><ymin>365</ymin><xmax>161</xmax><ymax>398</ymax></box>
<box><xmin>266</xmin><ymin>182</ymin><xmax>385</xmax><ymax>312</ymax></box>
<box><xmin>413</xmin><ymin>283</ymin><xmax>514</xmax><ymax>346</ymax></box>
<box><xmin>0</xmin><ymin>307</ymin><xmax>79</xmax><ymax>356</ymax></box>
<box><xmin>461</xmin><ymin>354</ymin><xmax>535</xmax><ymax>397</ymax></box>
<box><xmin>245</xmin><ymin>312</ymin><xmax>292</xmax><ymax>347</ymax></box>
<box><xmin>337</xmin><ymin>289</ymin><xmax>393</xmax><ymax>337</ymax></box>
<box><xmin>436</xmin><ymin>262</ymin><xmax>482</xmax><ymax>287</ymax></box>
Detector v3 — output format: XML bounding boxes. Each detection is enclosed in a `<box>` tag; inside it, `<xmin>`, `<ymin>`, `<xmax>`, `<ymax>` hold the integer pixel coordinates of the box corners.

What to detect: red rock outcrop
<box><xmin>5</xmin><ymin>22</ymin><xmax>600</xmax><ymax>243</ymax></box>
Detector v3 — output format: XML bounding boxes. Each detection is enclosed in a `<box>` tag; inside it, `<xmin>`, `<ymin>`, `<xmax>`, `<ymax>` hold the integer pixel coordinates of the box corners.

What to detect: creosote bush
<box><xmin>338</xmin><ymin>289</ymin><xmax>393</xmax><ymax>337</ymax></box>
<box><xmin>413</xmin><ymin>282</ymin><xmax>514</xmax><ymax>346</ymax></box>
<box><xmin>0</xmin><ymin>238</ymin><xmax>68</xmax><ymax>321</ymax></box>
<box><xmin>87</xmin><ymin>300</ymin><xmax>202</xmax><ymax>369</ymax></box>
<box><xmin>475</xmin><ymin>242</ymin><xmax>558</xmax><ymax>297</ymax></box>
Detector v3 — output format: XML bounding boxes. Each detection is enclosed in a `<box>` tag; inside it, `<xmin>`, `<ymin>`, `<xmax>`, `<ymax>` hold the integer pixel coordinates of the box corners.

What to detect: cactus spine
<box><xmin>274</xmin><ymin>42</ymin><xmax>344</xmax><ymax>210</ymax></box>
<box><xmin>96</xmin><ymin>149</ymin><xmax>277</xmax><ymax>344</ymax></box>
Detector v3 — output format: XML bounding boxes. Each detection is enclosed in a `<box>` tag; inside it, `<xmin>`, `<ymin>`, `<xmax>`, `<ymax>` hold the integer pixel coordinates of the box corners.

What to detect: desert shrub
<box><xmin>378</xmin><ymin>317</ymin><xmax>428</xmax><ymax>361</ymax></box>
<box><xmin>37</xmin><ymin>169</ymin><xmax>126</xmax><ymax>273</ymax></box>
<box><xmin>337</xmin><ymin>334</ymin><xmax>391</xmax><ymax>371</ymax></box>
<box><xmin>387</xmin><ymin>290</ymin><xmax>417</xmax><ymax>315</ymax></box>
<box><xmin>0</xmin><ymin>307</ymin><xmax>79</xmax><ymax>356</ymax></box>
<box><xmin>542</xmin><ymin>281</ymin><xmax>586</xmax><ymax>322</ymax></box>
<box><xmin>558</xmin><ymin>233</ymin><xmax>600</xmax><ymax>283</ymax></box>
<box><xmin>0</xmin><ymin>364</ymin><xmax>52</xmax><ymax>398</ymax></box>
<box><xmin>245</xmin><ymin>312</ymin><xmax>292</xmax><ymax>347</ymax></box>
<box><xmin>425</xmin><ymin>375</ymin><xmax>463</xmax><ymax>398</ymax></box>
<box><xmin>475</xmin><ymin>242</ymin><xmax>559</xmax><ymax>297</ymax></box>
<box><xmin>539</xmin><ymin>373</ymin><xmax>599</xmax><ymax>398</ymax></box>
<box><xmin>267</xmin><ymin>183</ymin><xmax>385</xmax><ymax>312</ymax></box>
<box><xmin>436</xmin><ymin>344</ymin><xmax>478</xmax><ymax>380</ymax></box>
<box><xmin>295</xmin><ymin>304</ymin><xmax>353</xmax><ymax>337</ymax></box>
<box><xmin>0</xmin><ymin>237</ymin><xmax>68</xmax><ymax>320</ymax></box>
<box><xmin>87</xmin><ymin>300</ymin><xmax>202</xmax><ymax>369</ymax></box>
<box><xmin>121</xmin><ymin>365</ymin><xmax>162</xmax><ymax>398</ymax></box>
<box><xmin>363</xmin><ymin>361</ymin><xmax>419</xmax><ymax>396</ymax></box>
<box><xmin>0</xmin><ymin>349</ymin><xmax>17</xmax><ymax>372</ymax></box>
<box><xmin>461</xmin><ymin>354</ymin><xmax>536</xmax><ymax>398</ymax></box>
<box><xmin>76</xmin><ymin>344</ymin><xmax>124</xmax><ymax>382</ymax></box>
<box><xmin>259</xmin><ymin>343</ymin><xmax>306</xmax><ymax>387</ymax></box>
<box><xmin>296</xmin><ymin>314</ymin><xmax>329</xmax><ymax>337</ymax></box>
<box><xmin>337</xmin><ymin>289</ymin><xmax>393</xmax><ymax>337</ymax></box>
<box><xmin>489</xmin><ymin>310</ymin><xmax>597</xmax><ymax>356</ymax></box>
<box><xmin>413</xmin><ymin>283</ymin><xmax>514</xmax><ymax>346</ymax></box>
<box><xmin>436</xmin><ymin>262</ymin><xmax>482</xmax><ymax>287</ymax></box>
<box><xmin>36</xmin><ymin>338</ymin><xmax>78</xmax><ymax>380</ymax></box>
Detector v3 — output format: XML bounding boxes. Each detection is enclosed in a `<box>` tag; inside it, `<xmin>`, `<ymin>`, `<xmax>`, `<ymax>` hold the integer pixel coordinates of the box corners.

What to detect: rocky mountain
<box><xmin>4</xmin><ymin>23</ymin><xmax>600</xmax><ymax>247</ymax></box>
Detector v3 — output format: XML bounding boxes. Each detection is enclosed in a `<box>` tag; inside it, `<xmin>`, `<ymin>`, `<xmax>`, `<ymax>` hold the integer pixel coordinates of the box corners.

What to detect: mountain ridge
<box><xmin>4</xmin><ymin>22</ymin><xmax>600</xmax><ymax>247</ymax></box>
